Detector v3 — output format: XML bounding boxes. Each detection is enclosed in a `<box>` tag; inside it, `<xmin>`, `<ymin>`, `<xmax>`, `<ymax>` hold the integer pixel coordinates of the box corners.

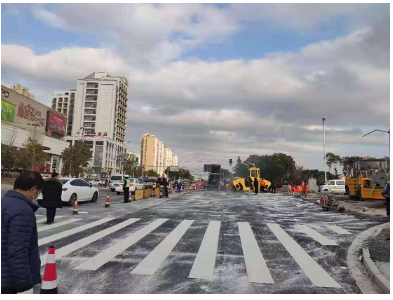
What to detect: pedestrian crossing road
<box><xmin>33</xmin><ymin>191</ymin><xmax>387</xmax><ymax>294</ymax></box>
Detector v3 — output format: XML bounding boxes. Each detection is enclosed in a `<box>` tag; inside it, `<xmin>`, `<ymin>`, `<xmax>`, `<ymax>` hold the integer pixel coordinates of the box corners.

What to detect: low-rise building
<box><xmin>1</xmin><ymin>85</ymin><xmax>69</xmax><ymax>173</ymax></box>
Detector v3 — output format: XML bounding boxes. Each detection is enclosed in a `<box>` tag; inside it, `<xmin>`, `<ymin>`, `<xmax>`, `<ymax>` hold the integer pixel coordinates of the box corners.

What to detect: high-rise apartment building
<box><xmin>65</xmin><ymin>72</ymin><xmax>128</xmax><ymax>175</ymax></box>
<box><xmin>51</xmin><ymin>90</ymin><xmax>76</xmax><ymax>136</ymax></box>
<box><xmin>140</xmin><ymin>133</ymin><xmax>178</xmax><ymax>177</ymax></box>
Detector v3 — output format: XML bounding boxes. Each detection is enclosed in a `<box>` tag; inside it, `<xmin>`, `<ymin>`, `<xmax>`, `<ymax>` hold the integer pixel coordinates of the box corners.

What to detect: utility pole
<box><xmin>322</xmin><ymin>117</ymin><xmax>327</xmax><ymax>184</ymax></box>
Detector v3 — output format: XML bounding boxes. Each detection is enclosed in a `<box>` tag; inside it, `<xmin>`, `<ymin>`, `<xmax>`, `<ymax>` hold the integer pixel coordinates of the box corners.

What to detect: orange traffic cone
<box><xmin>72</xmin><ymin>200</ymin><xmax>78</xmax><ymax>215</ymax></box>
<box><xmin>129</xmin><ymin>191</ymin><xmax>132</xmax><ymax>202</ymax></box>
<box><xmin>105</xmin><ymin>194</ymin><xmax>110</xmax><ymax>208</ymax></box>
<box><xmin>41</xmin><ymin>246</ymin><xmax>58</xmax><ymax>294</ymax></box>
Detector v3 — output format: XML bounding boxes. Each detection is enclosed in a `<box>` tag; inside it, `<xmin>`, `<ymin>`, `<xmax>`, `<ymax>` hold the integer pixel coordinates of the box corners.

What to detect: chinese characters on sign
<box><xmin>17</xmin><ymin>102</ymin><xmax>45</xmax><ymax>126</ymax></box>
<box><xmin>85</xmin><ymin>132</ymin><xmax>108</xmax><ymax>137</ymax></box>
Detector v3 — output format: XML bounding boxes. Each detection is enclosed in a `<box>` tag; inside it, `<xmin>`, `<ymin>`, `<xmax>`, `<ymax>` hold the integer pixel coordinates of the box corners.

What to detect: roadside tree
<box><xmin>61</xmin><ymin>141</ymin><xmax>92</xmax><ymax>177</ymax></box>
<box><xmin>14</xmin><ymin>138</ymin><xmax>47</xmax><ymax>171</ymax></box>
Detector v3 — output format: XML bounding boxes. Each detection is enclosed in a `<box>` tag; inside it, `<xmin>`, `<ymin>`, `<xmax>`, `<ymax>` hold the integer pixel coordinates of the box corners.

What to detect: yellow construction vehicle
<box><xmin>231</xmin><ymin>167</ymin><xmax>271</xmax><ymax>192</ymax></box>
<box><xmin>345</xmin><ymin>158</ymin><xmax>388</xmax><ymax>201</ymax></box>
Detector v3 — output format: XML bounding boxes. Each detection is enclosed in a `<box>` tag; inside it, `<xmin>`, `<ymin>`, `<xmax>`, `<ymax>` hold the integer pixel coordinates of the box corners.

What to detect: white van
<box><xmin>321</xmin><ymin>180</ymin><xmax>346</xmax><ymax>194</ymax></box>
<box><xmin>108</xmin><ymin>174</ymin><xmax>129</xmax><ymax>192</ymax></box>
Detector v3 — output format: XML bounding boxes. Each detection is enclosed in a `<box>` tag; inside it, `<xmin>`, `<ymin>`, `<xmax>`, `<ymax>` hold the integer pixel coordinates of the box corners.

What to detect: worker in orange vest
<box><xmin>218</xmin><ymin>181</ymin><xmax>221</xmax><ymax>191</ymax></box>
<box><xmin>304</xmin><ymin>183</ymin><xmax>309</xmax><ymax>197</ymax></box>
<box><xmin>260</xmin><ymin>178</ymin><xmax>266</xmax><ymax>193</ymax></box>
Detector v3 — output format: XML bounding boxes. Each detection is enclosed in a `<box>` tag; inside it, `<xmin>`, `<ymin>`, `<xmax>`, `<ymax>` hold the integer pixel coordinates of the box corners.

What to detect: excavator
<box><xmin>231</xmin><ymin>167</ymin><xmax>271</xmax><ymax>192</ymax></box>
<box><xmin>345</xmin><ymin>158</ymin><xmax>388</xmax><ymax>201</ymax></box>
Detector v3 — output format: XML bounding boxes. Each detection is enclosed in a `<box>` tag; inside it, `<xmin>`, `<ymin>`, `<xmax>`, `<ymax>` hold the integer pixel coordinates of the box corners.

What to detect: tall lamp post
<box><xmin>362</xmin><ymin>129</ymin><xmax>390</xmax><ymax>158</ymax></box>
<box><xmin>322</xmin><ymin>117</ymin><xmax>327</xmax><ymax>184</ymax></box>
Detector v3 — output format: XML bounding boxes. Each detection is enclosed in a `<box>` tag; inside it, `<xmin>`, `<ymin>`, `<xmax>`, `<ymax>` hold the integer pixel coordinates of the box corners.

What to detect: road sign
<box><xmin>170</xmin><ymin>166</ymin><xmax>179</xmax><ymax>172</ymax></box>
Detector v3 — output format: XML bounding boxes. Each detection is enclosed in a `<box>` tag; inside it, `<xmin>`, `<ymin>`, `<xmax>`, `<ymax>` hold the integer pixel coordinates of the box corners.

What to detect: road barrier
<box><xmin>155</xmin><ymin>187</ymin><xmax>160</xmax><ymax>196</ymax></box>
<box><xmin>144</xmin><ymin>188</ymin><xmax>152</xmax><ymax>198</ymax></box>
<box><xmin>135</xmin><ymin>189</ymin><xmax>144</xmax><ymax>200</ymax></box>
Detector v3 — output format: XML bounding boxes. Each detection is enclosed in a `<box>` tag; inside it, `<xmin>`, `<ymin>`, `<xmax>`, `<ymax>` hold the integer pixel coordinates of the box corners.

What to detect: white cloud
<box><xmin>1</xmin><ymin>4</ymin><xmax>389</xmax><ymax>170</ymax></box>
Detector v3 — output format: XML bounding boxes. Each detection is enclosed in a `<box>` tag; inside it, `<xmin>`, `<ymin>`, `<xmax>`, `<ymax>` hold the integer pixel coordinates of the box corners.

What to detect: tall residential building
<box><xmin>140</xmin><ymin>133</ymin><xmax>178</xmax><ymax>176</ymax></box>
<box><xmin>65</xmin><ymin>72</ymin><xmax>128</xmax><ymax>175</ymax></box>
<box><xmin>10</xmin><ymin>84</ymin><xmax>35</xmax><ymax>100</ymax></box>
<box><xmin>51</xmin><ymin>90</ymin><xmax>76</xmax><ymax>136</ymax></box>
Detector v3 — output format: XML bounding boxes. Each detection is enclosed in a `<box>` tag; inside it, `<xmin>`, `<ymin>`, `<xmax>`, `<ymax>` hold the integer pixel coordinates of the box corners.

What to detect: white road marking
<box><xmin>267</xmin><ymin>223</ymin><xmax>341</xmax><ymax>288</ymax></box>
<box><xmin>189</xmin><ymin>221</ymin><xmax>221</xmax><ymax>280</ymax></box>
<box><xmin>37</xmin><ymin>219</ymin><xmax>79</xmax><ymax>232</ymax></box>
<box><xmin>40</xmin><ymin>218</ymin><xmax>140</xmax><ymax>266</ymax></box>
<box><xmin>75</xmin><ymin>219</ymin><xmax>168</xmax><ymax>270</ymax></box>
<box><xmin>38</xmin><ymin>218</ymin><xmax>114</xmax><ymax>246</ymax></box>
<box><xmin>298</xmin><ymin>225</ymin><xmax>338</xmax><ymax>246</ymax></box>
<box><xmin>327</xmin><ymin>225</ymin><xmax>351</xmax><ymax>235</ymax></box>
<box><xmin>131</xmin><ymin>220</ymin><xmax>194</xmax><ymax>275</ymax></box>
<box><xmin>36</xmin><ymin>216</ymin><xmax>65</xmax><ymax>224</ymax></box>
<box><xmin>237</xmin><ymin>222</ymin><xmax>274</xmax><ymax>284</ymax></box>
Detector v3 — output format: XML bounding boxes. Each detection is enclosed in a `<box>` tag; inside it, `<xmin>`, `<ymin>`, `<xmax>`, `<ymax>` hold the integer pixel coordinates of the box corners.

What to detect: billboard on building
<box><xmin>46</xmin><ymin>111</ymin><xmax>67</xmax><ymax>136</ymax></box>
<box><xmin>1</xmin><ymin>100</ymin><xmax>16</xmax><ymax>122</ymax></box>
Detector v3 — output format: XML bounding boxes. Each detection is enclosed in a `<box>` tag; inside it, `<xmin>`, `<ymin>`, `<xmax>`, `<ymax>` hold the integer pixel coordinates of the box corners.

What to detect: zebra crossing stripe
<box><xmin>327</xmin><ymin>225</ymin><xmax>351</xmax><ymax>235</ymax></box>
<box><xmin>131</xmin><ymin>220</ymin><xmax>194</xmax><ymax>275</ymax></box>
<box><xmin>267</xmin><ymin>223</ymin><xmax>341</xmax><ymax>288</ymax></box>
<box><xmin>297</xmin><ymin>225</ymin><xmax>338</xmax><ymax>246</ymax></box>
<box><xmin>38</xmin><ymin>218</ymin><xmax>114</xmax><ymax>246</ymax></box>
<box><xmin>75</xmin><ymin>219</ymin><xmax>168</xmax><ymax>271</ymax></box>
<box><xmin>40</xmin><ymin>218</ymin><xmax>140</xmax><ymax>266</ymax></box>
<box><xmin>238</xmin><ymin>222</ymin><xmax>274</xmax><ymax>284</ymax></box>
<box><xmin>37</xmin><ymin>219</ymin><xmax>79</xmax><ymax>232</ymax></box>
<box><xmin>36</xmin><ymin>216</ymin><xmax>65</xmax><ymax>224</ymax></box>
<box><xmin>189</xmin><ymin>221</ymin><xmax>221</xmax><ymax>280</ymax></box>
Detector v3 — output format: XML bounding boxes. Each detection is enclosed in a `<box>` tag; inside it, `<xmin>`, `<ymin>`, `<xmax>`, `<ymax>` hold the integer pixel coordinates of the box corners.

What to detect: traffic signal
<box><xmin>135</xmin><ymin>157</ymin><xmax>139</xmax><ymax>165</ymax></box>
<box><xmin>229</xmin><ymin>159</ymin><xmax>232</xmax><ymax>166</ymax></box>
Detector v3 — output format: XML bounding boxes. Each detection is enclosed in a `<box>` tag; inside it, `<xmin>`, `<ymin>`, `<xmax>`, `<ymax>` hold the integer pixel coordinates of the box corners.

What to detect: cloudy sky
<box><xmin>1</xmin><ymin>3</ymin><xmax>390</xmax><ymax>172</ymax></box>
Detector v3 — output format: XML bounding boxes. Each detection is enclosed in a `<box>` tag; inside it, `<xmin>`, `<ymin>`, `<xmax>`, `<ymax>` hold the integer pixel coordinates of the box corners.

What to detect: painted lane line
<box><xmin>76</xmin><ymin>219</ymin><xmax>168</xmax><ymax>270</ymax></box>
<box><xmin>189</xmin><ymin>221</ymin><xmax>221</xmax><ymax>280</ymax></box>
<box><xmin>38</xmin><ymin>218</ymin><xmax>114</xmax><ymax>246</ymax></box>
<box><xmin>37</xmin><ymin>219</ymin><xmax>79</xmax><ymax>232</ymax></box>
<box><xmin>298</xmin><ymin>225</ymin><xmax>338</xmax><ymax>246</ymax></box>
<box><xmin>267</xmin><ymin>223</ymin><xmax>341</xmax><ymax>288</ymax></box>
<box><xmin>327</xmin><ymin>225</ymin><xmax>351</xmax><ymax>235</ymax></box>
<box><xmin>237</xmin><ymin>222</ymin><xmax>274</xmax><ymax>284</ymax></box>
<box><xmin>132</xmin><ymin>220</ymin><xmax>194</xmax><ymax>275</ymax></box>
<box><xmin>36</xmin><ymin>216</ymin><xmax>65</xmax><ymax>224</ymax></box>
<box><xmin>41</xmin><ymin>218</ymin><xmax>139</xmax><ymax>266</ymax></box>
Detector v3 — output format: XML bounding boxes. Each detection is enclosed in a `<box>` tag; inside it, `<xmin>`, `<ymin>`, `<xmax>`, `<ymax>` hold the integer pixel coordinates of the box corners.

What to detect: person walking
<box><xmin>254</xmin><ymin>177</ymin><xmax>259</xmax><ymax>195</ymax></box>
<box><xmin>41</xmin><ymin>172</ymin><xmax>63</xmax><ymax>224</ymax></box>
<box><xmin>177</xmin><ymin>177</ymin><xmax>182</xmax><ymax>193</ymax></box>
<box><xmin>2</xmin><ymin>171</ymin><xmax>44</xmax><ymax>294</ymax></box>
<box><xmin>162</xmin><ymin>178</ymin><xmax>169</xmax><ymax>198</ymax></box>
<box><xmin>123</xmin><ymin>177</ymin><xmax>131</xmax><ymax>203</ymax></box>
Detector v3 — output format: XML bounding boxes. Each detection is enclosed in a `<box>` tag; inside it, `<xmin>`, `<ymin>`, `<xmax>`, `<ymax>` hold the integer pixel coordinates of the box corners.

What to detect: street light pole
<box><xmin>362</xmin><ymin>129</ymin><xmax>390</xmax><ymax>158</ymax></box>
<box><xmin>322</xmin><ymin>117</ymin><xmax>327</xmax><ymax>184</ymax></box>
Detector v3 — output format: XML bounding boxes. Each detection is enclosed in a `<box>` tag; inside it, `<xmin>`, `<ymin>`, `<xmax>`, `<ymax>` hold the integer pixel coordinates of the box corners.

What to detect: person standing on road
<box><xmin>123</xmin><ymin>177</ymin><xmax>131</xmax><ymax>203</ymax></box>
<box><xmin>41</xmin><ymin>172</ymin><xmax>63</xmax><ymax>224</ymax></box>
<box><xmin>260</xmin><ymin>178</ymin><xmax>266</xmax><ymax>193</ymax></box>
<box><xmin>254</xmin><ymin>177</ymin><xmax>259</xmax><ymax>195</ymax></box>
<box><xmin>162</xmin><ymin>178</ymin><xmax>169</xmax><ymax>198</ymax></box>
<box><xmin>382</xmin><ymin>181</ymin><xmax>390</xmax><ymax>217</ymax></box>
<box><xmin>177</xmin><ymin>177</ymin><xmax>182</xmax><ymax>193</ymax></box>
<box><xmin>2</xmin><ymin>171</ymin><xmax>44</xmax><ymax>294</ymax></box>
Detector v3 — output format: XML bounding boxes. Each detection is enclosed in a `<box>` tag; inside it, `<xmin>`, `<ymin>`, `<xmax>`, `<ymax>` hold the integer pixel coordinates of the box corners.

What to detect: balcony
<box><xmin>85</xmin><ymin>104</ymin><xmax>97</xmax><ymax>109</ymax></box>
<box><xmin>87</xmin><ymin>83</ymin><xmax>98</xmax><ymax>89</ymax></box>
<box><xmin>86</xmin><ymin>89</ymin><xmax>98</xmax><ymax>95</ymax></box>
<box><xmin>84</xmin><ymin>109</ymin><xmax>96</xmax><ymax>115</ymax></box>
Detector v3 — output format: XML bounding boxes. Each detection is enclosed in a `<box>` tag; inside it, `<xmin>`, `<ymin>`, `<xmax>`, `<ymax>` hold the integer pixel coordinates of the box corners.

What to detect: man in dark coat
<box><xmin>1</xmin><ymin>171</ymin><xmax>44</xmax><ymax>294</ymax></box>
<box><xmin>254</xmin><ymin>177</ymin><xmax>259</xmax><ymax>195</ymax></box>
<box><xmin>41</xmin><ymin>172</ymin><xmax>63</xmax><ymax>224</ymax></box>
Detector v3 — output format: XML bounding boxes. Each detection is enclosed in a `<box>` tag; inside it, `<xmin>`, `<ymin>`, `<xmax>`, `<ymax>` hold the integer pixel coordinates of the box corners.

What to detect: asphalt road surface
<box><xmin>1</xmin><ymin>187</ymin><xmax>388</xmax><ymax>294</ymax></box>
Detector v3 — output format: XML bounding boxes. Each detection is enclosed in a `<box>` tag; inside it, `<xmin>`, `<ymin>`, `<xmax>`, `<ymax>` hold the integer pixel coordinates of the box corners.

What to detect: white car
<box><xmin>60</xmin><ymin>178</ymin><xmax>99</xmax><ymax>205</ymax></box>
<box><xmin>321</xmin><ymin>180</ymin><xmax>346</xmax><ymax>194</ymax></box>
<box><xmin>109</xmin><ymin>174</ymin><xmax>129</xmax><ymax>192</ymax></box>
<box><xmin>115</xmin><ymin>178</ymin><xmax>144</xmax><ymax>195</ymax></box>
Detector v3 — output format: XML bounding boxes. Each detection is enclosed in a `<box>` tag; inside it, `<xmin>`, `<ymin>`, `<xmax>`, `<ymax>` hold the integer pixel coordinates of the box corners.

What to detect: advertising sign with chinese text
<box><xmin>1</xmin><ymin>100</ymin><xmax>15</xmax><ymax>122</ymax></box>
<box><xmin>46</xmin><ymin>111</ymin><xmax>67</xmax><ymax>136</ymax></box>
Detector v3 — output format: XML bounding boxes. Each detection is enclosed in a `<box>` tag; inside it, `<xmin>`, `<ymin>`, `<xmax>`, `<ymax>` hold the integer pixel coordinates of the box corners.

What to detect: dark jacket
<box><xmin>41</xmin><ymin>177</ymin><xmax>63</xmax><ymax>208</ymax></box>
<box><xmin>1</xmin><ymin>190</ymin><xmax>41</xmax><ymax>293</ymax></box>
<box><xmin>254</xmin><ymin>178</ymin><xmax>259</xmax><ymax>189</ymax></box>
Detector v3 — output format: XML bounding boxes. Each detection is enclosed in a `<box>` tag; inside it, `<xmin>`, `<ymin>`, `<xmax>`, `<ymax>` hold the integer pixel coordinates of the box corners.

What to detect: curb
<box><xmin>347</xmin><ymin>222</ymin><xmax>390</xmax><ymax>294</ymax></box>
<box><xmin>362</xmin><ymin>236</ymin><xmax>390</xmax><ymax>294</ymax></box>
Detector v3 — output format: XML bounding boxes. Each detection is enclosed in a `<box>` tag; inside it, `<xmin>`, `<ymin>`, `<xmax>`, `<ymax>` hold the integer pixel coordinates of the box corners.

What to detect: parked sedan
<box><xmin>60</xmin><ymin>178</ymin><xmax>99</xmax><ymax>205</ymax></box>
<box><xmin>115</xmin><ymin>178</ymin><xmax>144</xmax><ymax>195</ymax></box>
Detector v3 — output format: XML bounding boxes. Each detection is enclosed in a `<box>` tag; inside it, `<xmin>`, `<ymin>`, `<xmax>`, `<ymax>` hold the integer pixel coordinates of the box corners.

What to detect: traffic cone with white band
<box><xmin>72</xmin><ymin>200</ymin><xmax>78</xmax><ymax>215</ymax></box>
<box><xmin>105</xmin><ymin>194</ymin><xmax>110</xmax><ymax>208</ymax></box>
<box><xmin>40</xmin><ymin>246</ymin><xmax>58</xmax><ymax>294</ymax></box>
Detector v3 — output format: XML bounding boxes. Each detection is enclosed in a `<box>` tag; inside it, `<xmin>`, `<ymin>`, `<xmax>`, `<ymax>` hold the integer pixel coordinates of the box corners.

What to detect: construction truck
<box><xmin>345</xmin><ymin>158</ymin><xmax>389</xmax><ymax>200</ymax></box>
<box><xmin>231</xmin><ymin>167</ymin><xmax>271</xmax><ymax>192</ymax></box>
<box><xmin>207</xmin><ymin>164</ymin><xmax>222</xmax><ymax>190</ymax></box>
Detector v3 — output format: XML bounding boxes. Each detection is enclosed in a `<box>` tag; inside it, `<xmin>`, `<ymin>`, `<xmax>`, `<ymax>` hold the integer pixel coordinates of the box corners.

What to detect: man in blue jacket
<box><xmin>1</xmin><ymin>171</ymin><xmax>44</xmax><ymax>294</ymax></box>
